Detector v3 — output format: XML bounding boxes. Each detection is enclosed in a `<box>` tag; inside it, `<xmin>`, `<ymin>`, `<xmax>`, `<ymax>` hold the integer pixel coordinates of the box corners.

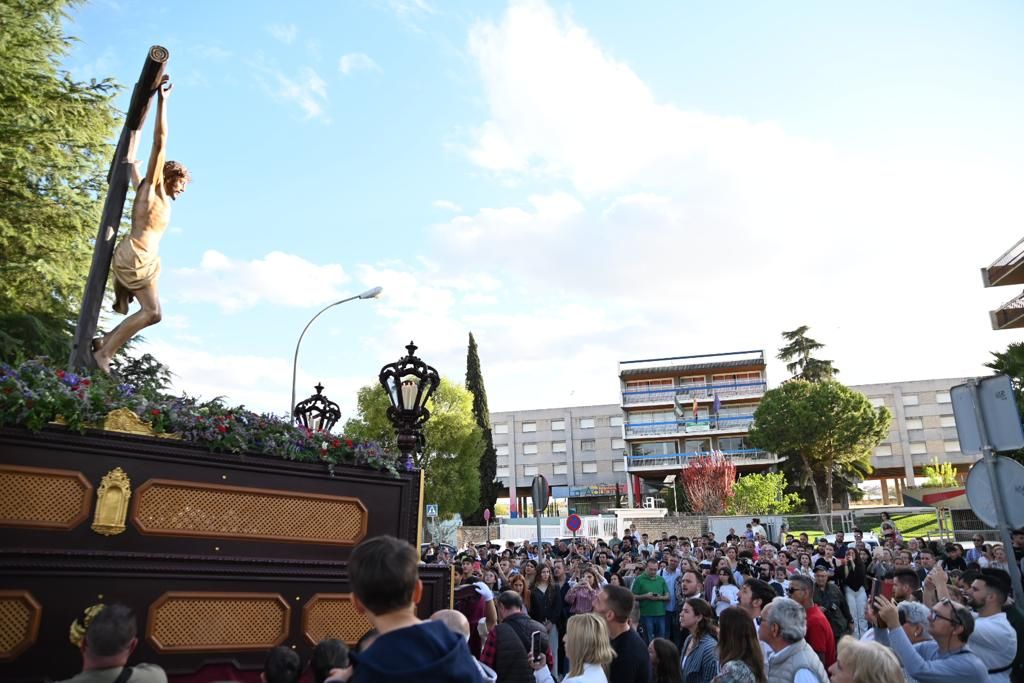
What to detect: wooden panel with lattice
<box><xmin>131</xmin><ymin>479</ymin><xmax>368</xmax><ymax>545</ymax></box>
<box><xmin>0</xmin><ymin>465</ymin><xmax>93</xmax><ymax>531</ymax></box>
<box><xmin>302</xmin><ymin>593</ymin><xmax>372</xmax><ymax>646</ymax></box>
<box><xmin>0</xmin><ymin>591</ymin><xmax>41</xmax><ymax>662</ymax></box>
<box><xmin>147</xmin><ymin>592</ymin><xmax>290</xmax><ymax>653</ymax></box>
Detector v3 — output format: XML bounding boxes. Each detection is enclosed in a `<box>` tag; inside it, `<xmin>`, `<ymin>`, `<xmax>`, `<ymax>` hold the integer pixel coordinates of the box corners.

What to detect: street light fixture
<box><xmin>293</xmin><ymin>382</ymin><xmax>341</xmax><ymax>432</ymax></box>
<box><xmin>378</xmin><ymin>341</ymin><xmax>440</xmax><ymax>471</ymax></box>
<box><xmin>290</xmin><ymin>286</ymin><xmax>383</xmax><ymax>422</ymax></box>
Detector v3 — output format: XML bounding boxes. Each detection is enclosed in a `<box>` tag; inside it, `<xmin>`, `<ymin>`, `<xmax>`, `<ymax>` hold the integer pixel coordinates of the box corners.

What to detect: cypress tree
<box><xmin>465</xmin><ymin>332</ymin><xmax>502</xmax><ymax>524</ymax></box>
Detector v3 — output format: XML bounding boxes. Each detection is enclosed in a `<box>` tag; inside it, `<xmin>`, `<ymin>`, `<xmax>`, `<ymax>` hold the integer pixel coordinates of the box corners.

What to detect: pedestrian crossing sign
<box><xmin>426</xmin><ymin>504</ymin><xmax>438</xmax><ymax>517</ymax></box>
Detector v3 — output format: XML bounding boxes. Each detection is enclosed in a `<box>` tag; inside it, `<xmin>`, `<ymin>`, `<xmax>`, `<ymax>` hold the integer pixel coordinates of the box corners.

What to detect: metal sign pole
<box><xmin>968</xmin><ymin>379</ymin><xmax>1024</xmax><ymax>616</ymax></box>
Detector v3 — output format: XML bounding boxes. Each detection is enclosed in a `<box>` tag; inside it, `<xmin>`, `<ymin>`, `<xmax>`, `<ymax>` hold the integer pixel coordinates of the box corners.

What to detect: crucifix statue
<box><xmin>69</xmin><ymin>46</ymin><xmax>190</xmax><ymax>375</ymax></box>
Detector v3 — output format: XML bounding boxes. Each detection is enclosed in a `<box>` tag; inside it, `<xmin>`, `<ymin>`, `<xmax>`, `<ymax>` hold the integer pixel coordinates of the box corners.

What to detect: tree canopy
<box><xmin>777</xmin><ymin>325</ymin><xmax>838</xmax><ymax>382</ymax></box>
<box><xmin>343</xmin><ymin>378</ymin><xmax>484</xmax><ymax>518</ymax></box>
<box><xmin>465</xmin><ymin>332</ymin><xmax>502</xmax><ymax>524</ymax></box>
<box><xmin>726</xmin><ymin>471</ymin><xmax>804</xmax><ymax>516</ymax></box>
<box><xmin>748</xmin><ymin>379</ymin><xmax>890</xmax><ymax>530</ymax></box>
<box><xmin>0</xmin><ymin>0</ymin><xmax>121</xmax><ymax>362</ymax></box>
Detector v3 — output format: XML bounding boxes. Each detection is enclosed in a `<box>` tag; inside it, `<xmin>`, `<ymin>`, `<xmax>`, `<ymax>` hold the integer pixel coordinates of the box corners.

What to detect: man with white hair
<box><xmin>757</xmin><ymin>597</ymin><xmax>829</xmax><ymax>683</ymax></box>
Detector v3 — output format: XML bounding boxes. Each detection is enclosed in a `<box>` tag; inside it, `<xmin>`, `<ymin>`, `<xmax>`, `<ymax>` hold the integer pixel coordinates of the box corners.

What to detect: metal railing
<box><xmin>625</xmin><ymin>448</ymin><xmax>776</xmax><ymax>471</ymax></box>
<box><xmin>624</xmin><ymin>414</ymin><xmax>755</xmax><ymax>437</ymax></box>
<box><xmin>622</xmin><ymin>381</ymin><xmax>767</xmax><ymax>405</ymax></box>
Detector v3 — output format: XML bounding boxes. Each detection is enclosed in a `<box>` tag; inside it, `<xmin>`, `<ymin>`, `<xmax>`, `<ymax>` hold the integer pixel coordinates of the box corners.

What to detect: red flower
<box><xmin>216</xmin><ymin>424</ymin><xmax>228</xmax><ymax>434</ymax></box>
<box><xmin>57</xmin><ymin>370</ymin><xmax>65</xmax><ymax>378</ymax></box>
<box><xmin>332</xmin><ymin>439</ymin><xmax>341</xmax><ymax>448</ymax></box>
<box><xmin>80</xmin><ymin>379</ymin><xmax>91</xmax><ymax>386</ymax></box>
<box><xmin>345</xmin><ymin>439</ymin><xmax>354</xmax><ymax>448</ymax></box>
<box><xmin>151</xmin><ymin>409</ymin><xmax>161</xmax><ymax>415</ymax></box>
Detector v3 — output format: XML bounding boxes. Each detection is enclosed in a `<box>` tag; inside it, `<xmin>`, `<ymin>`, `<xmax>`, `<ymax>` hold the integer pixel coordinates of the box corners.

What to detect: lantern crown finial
<box><xmin>406</xmin><ymin>341</ymin><xmax>418</xmax><ymax>357</ymax></box>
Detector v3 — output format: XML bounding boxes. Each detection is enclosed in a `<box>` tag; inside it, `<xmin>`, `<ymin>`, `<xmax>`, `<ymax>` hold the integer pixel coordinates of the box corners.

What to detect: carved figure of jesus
<box><xmin>93</xmin><ymin>75</ymin><xmax>190</xmax><ymax>374</ymax></box>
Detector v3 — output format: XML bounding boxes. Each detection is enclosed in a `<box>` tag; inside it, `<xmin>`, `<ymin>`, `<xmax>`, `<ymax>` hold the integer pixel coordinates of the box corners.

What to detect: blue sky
<box><xmin>66</xmin><ymin>0</ymin><xmax>1024</xmax><ymax>416</ymax></box>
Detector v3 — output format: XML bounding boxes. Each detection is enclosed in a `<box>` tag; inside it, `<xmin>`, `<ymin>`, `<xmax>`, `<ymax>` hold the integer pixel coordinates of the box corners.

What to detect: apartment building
<box><xmin>490</xmin><ymin>404</ymin><xmax>627</xmax><ymax>516</ymax></box>
<box><xmin>618</xmin><ymin>350</ymin><xmax>781</xmax><ymax>505</ymax></box>
<box><xmin>849</xmin><ymin>377</ymin><xmax>978</xmax><ymax>503</ymax></box>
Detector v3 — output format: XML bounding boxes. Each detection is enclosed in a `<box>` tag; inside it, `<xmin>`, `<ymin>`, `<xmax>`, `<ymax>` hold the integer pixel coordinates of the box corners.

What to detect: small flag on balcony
<box><xmin>692</xmin><ymin>397</ymin><xmax>698</xmax><ymax>418</ymax></box>
<box><xmin>712</xmin><ymin>393</ymin><xmax>721</xmax><ymax>415</ymax></box>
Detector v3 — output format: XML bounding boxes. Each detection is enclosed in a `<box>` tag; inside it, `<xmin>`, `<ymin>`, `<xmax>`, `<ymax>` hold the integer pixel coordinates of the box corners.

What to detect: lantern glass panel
<box><xmin>401</xmin><ymin>377</ymin><xmax>420</xmax><ymax>411</ymax></box>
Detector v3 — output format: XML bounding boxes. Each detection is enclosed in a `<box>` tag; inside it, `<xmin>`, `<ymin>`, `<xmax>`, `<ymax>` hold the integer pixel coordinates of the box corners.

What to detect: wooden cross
<box><xmin>68</xmin><ymin>45</ymin><xmax>170</xmax><ymax>371</ymax></box>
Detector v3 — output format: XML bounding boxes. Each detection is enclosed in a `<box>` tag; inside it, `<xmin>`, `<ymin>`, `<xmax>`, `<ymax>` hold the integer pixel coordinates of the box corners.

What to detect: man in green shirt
<box><xmin>632</xmin><ymin>558</ymin><xmax>669</xmax><ymax>643</ymax></box>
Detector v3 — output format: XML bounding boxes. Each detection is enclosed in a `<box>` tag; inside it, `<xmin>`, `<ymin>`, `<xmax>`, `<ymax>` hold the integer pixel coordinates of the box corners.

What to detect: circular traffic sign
<box><xmin>566</xmin><ymin>513</ymin><xmax>582</xmax><ymax>532</ymax></box>
<box><xmin>483</xmin><ymin>508</ymin><xmax>491</xmax><ymax>522</ymax></box>
<box><xmin>965</xmin><ymin>457</ymin><xmax>1024</xmax><ymax>529</ymax></box>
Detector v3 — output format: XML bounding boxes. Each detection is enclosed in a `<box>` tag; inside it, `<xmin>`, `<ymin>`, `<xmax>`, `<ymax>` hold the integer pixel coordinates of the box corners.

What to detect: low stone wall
<box><xmin>621</xmin><ymin>514</ymin><xmax>707</xmax><ymax>540</ymax></box>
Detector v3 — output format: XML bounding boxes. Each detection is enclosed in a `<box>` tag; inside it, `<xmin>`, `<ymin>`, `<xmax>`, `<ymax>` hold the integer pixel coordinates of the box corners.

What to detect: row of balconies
<box><xmin>623</xmin><ymin>414</ymin><xmax>755</xmax><ymax>438</ymax></box>
<box><xmin>625</xmin><ymin>449</ymin><xmax>780</xmax><ymax>471</ymax></box>
<box><xmin>622</xmin><ymin>380</ymin><xmax>767</xmax><ymax>406</ymax></box>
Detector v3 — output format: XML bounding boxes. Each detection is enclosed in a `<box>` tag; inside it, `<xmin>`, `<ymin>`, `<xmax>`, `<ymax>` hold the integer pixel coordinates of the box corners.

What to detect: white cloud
<box><xmin>444</xmin><ymin>0</ymin><xmax>1024</xmax><ymax>405</ymax></box>
<box><xmin>173</xmin><ymin>250</ymin><xmax>350</xmax><ymax>312</ymax></box>
<box><xmin>433</xmin><ymin>199</ymin><xmax>462</xmax><ymax>212</ymax></box>
<box><xmin>274</xmin><ymin>67</ymin><xmax>328</xmax><ymax>120</ymax></box>
<box><xmin>339</xmin><ymin>53</ymin><xmax>380</xmax><ymax>75</ymax></box>
<box><xmin>267</xmin><ymin>23</ymin><xmax>298</xmax><ymax>45</ymax></box>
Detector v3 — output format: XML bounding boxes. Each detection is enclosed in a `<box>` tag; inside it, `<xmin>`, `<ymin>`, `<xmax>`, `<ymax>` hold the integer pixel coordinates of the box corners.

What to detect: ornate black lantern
<box><xmin>293</xmin><ymin>383</ymin><xmax>341</xmax><ymax>433</ymax></box>
<box><xmin>378</xmin><ymin>341</ymin><xmax>440</xmax><ymax>470</ymax></box>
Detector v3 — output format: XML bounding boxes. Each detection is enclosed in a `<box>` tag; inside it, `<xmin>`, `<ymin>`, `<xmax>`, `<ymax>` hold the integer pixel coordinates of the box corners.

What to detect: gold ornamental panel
<box><xmin>0</xmin><ymin>464</ymin><xmax>92</xmax><ymax>530</ymax></box>
<box><xmin>132</xmin><ymin>479</ymin><xmax>367</xmax><ymax>545</ymax></box>
<box><xmin>0</xmin><ymin>590</ymin><xmax>42</xmax><ymax>661</ymax></box>
<box><xmin>147</xmin><ymin>592</ymin><xmax>289</xmax><ymax>653</ymax></box>
<box><xmin>302</xmin><ymin>594</ymin><xmax>371</xmax><ymax>646</ymax></box>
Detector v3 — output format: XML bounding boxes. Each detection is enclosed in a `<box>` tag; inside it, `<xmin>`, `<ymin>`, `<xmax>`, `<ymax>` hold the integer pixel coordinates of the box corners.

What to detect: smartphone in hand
<box><xmin>530</xmin><ymin>630</ymin><xmax>544</xmax><ymax>663</ymax></box>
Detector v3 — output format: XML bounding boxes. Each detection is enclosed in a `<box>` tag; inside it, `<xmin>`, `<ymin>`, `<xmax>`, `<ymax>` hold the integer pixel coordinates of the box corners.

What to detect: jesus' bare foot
<box><xmin>91</xmin><ymin>338</ymin><xmax>112</xmax><ymax>375</ymax></box>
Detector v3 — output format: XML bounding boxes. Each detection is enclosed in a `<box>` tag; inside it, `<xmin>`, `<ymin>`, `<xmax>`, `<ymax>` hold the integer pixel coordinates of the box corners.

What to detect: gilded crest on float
<box><xmin>91</xmin><ymin>468</ymin><xmax>131</xmax><ymax>536</ymax></box>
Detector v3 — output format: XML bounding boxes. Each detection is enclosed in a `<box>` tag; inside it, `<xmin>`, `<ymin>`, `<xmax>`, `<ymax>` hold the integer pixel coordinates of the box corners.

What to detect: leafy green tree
<box><xmin>985</xmin><ymin>343</ymin><xmax>1024</xmax><ymax>465</ymax></box>
<box><xmin>777</xmin><ymin>326</ymin><xmax>838</xmax><ymax>382</ymax></box>
<box><xmin>749</xmin><ymin>380</ymin><xmax>890</xmax><ymax>530</ymax></box>
<box><xmin>465</xmin><ymin>332</ymin><xmax>502</xmax><ymax>524</ymax></box>
<box><xmin>343</xmin><ymin>378</ymin><xmax>484</xmax><ymax>518</ymax></box>
<box><xmin>726</xmin><ymin>472</ymin><xmax>804</xmax><ymax>515</ymax></box>
<box><xmin>0</xmin><ymin>0</ymin><xmax>121</xmax><ymax>362</ymax></box>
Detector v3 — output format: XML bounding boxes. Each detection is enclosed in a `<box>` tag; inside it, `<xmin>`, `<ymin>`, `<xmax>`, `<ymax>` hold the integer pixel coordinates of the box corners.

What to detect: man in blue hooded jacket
<box><xmin>328</xmin><ymin>535</ymin><xmax>483</xmax><ymax>683</ymax></box>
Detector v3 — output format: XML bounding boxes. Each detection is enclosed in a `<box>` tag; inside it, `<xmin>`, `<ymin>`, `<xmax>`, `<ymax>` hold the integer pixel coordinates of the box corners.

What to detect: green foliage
<box><xmin>343</xmin><ymin>378</ymin><xmax>484</xmax><ymax>518</ymax></box>
<box><xmin>0</xmin><ymin>0</ymin><xmax>122</xmax><ymax>362</ymax></box>
<box><xmin>777</xmin><ymin>325</ymin><xmax>838</xmax><ymax>382</ymax></box>
<box><xmin>726</xmin><ymin>472</ymin><xmax>804</xmax><ymax>515</ymax></box>
<box><xmin>0</xmin><ymin>358</ymin><xmax>400</xmax><ymax>473</ymax></box>
<box><xmin>749</xmin><ymin>380</ymin><xmax>890</xmax><ymax>527</ymax></box>
<box><xmin>465</xmin><ymin>332</ymin><xmax>502</xmax><ymax>523</ymax></box>
<box><xmin>922</xmin><ymin>458</ymin><xmax>958</xmax><ymax>488</ymax></box>
<box><xmin>659</xmin><ymin>478</ymin><xmax>691</xmax><ymax>513</ymax></box>
<box><xmin>986</xmin><ymin>343</ymin><xmax>1024</xmax><ymax>465</ymax></box>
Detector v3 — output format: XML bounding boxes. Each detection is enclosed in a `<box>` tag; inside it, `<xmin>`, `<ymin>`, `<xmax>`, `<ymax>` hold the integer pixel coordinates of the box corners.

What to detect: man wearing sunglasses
<box><xmin>872</xmin><ymin>594</ymin><xmax>987</xmax><ymax>681</ymax></box>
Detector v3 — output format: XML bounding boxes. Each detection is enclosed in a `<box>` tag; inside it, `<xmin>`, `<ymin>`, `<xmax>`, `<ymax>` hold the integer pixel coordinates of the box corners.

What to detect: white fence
<box><xmin>497</xmin><ymin>515</ymin><xmax>619</xmax><ymax>543</ymax></box>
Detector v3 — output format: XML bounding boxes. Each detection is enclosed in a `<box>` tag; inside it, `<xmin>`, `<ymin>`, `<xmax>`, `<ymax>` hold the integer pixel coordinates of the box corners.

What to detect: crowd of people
<box><xmin>59</xmin><ymin>522</ymin><xmax>1024</xmax><ymax>683</ymax></box>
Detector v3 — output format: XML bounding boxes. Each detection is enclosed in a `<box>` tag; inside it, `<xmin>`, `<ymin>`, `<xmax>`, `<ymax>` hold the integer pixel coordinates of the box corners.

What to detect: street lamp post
<box><xmin>290</xmin><ymin>286</ymin><xmax>382</xmax><ymax>422</ymax></box>
<box><xmin>378</xmin><ymin>341</ymin><xmax>440</xmax><ymax>471</ymax></box>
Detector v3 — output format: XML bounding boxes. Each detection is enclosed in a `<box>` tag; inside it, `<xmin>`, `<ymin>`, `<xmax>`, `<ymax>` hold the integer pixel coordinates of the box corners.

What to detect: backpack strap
<box><xmin>112</xmin><ymin>668</ymin><xmax>133</xmax><ymax>683</ymax></box>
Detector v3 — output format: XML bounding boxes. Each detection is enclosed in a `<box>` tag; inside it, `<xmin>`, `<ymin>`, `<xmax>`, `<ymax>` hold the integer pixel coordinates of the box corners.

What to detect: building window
<box><xmin>902</xmin><ymin>395</ymin><xmax>919</xmax><ymax>406</ymax></box>
<box><xmin>944</xmin><ymin>441</ymin><xmax>960</xmax><ymax>453</ymax></box>
<box><xmin>524</xmin><ymin>465</ymin><xmax>539</xmax><ymax>476</ymax></box>
<box><xmin>580</xmin><ymin>418</ymin><xmax>595</xmax><ymax>429</ymax></box>
<box><xmin>632</xmin><ymin>441</ymin><xmax>677</xmax><ymax>456</ymax></box>
<box><xmin>494</xmin><ymin>423</ymin><xmax>508</xmax><ymax>434</ymax></box>
<box><xmin>496</xmin><ymin>445</ymin><xmax>509</xmax><ymax>456</ymax></box>
<box><xmin>523</xmin><ymin>421</ymin><xmax>537</xmax><ymax>432</ymax></box>
<box><xmin>523</xmin><ymin>443</ymin><xmax>538</xmax><ymax>455</ymax></box>
<box><xmin>940</xmin><ymin>416</ymin><xmax>956</xmax><ymax>428</ymax></box>
<box><xmin>553</xmin><ymin>464</ymin><xmax>568</xmax><ymax>475</ymax></box>
<box><xmin>875</xmin><ymin>444</ymin><xmax>893</xmax><ymax>457</ymax></box>
<box><xmin>581</xmin><ymin>439</ymin><xmax>596</xmax><ymax>451</ymax></box>
<box><xmin>581</xmin><ymin>462</ymin><xmax>598</xmax><ymax>474</ymax></box>
<box><xmin>905</xmin><ymin>418</ymin><xmax>923</xmax><ymax>431</ymax></box>
<box><xmin>869</xmin><ymin>398</ymin><xmax>886</xmax><ymax>408</ymax></box>
<box><xmin>496</xmin><ymin>467</ymin><xmax>510</xmax><ymax>478</ymax></box>
<box><xmin>612</xmin><ymin>438</ymin><xmax>625</xmax><ymax>450</ymax></box>
<box><xmin>910</xmin><ymin>442</ymin><xmax>927</xmax><ymax>455</ymax></box>
<box><xmin>718</xmin><ymin>436</ymin><xmax>751</xmax><ymax>452</ymax></box>
<box><xmin>610</xmin><ymin>415</ymin><xmax>624</xmax><ymax>427</ymax></box>
<box><xmin>626</xmin><ymin>378</ymin><xmax>674</xmax><ymax>391</ymax></box>
<box><xmin>552</xmin><ymin>419</ymin><xmax>566</xmax><ymax>431</ymax></box>
<box><xmin>612</xmin><ymin>460</ymin><xmax>626</xmax><ymax>471</ymax></box>
<box><xmin>552</xmin><ymin>441</ymin><xmax>567</xmax><ymax>453</ymax></box>
<box><xmin>936</xmin><ymin>391</ymin><xmax>951</xmax><ymax>404</ymax></box>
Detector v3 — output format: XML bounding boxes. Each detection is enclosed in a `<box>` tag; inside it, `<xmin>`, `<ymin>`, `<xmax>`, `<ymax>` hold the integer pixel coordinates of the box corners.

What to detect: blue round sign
<box><xmin>566</xmin><ymin>513</ymin><xmax>582</xmax><ymax>532</ymax></box>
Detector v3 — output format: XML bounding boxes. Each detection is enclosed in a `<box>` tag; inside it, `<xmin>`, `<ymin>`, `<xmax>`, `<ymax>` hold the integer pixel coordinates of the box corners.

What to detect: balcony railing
<box><xmin>625</xmin><ymin>449</ymin><xmax>777</xmax><ymax>470</ymax></box>
<box><xmin>623</xmin><ymin>414</ymin><xmax>755</xmax><ymax>438</ymax></box>
<box><xmin>622</xmin><ymin>381</ymin><xmax>767</xmax><ymax>405</ymax></box>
